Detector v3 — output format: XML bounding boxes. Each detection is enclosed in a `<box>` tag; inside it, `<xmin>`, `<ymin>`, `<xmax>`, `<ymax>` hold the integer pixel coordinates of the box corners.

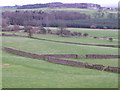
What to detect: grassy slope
<box><xmin>2</xmin><ymin>7</ymin><xmax>97</xmax><ymax>14</ymax></box>
<box><xmin>3</xmin><ymin>36</ymin><xmax>118</xmax><ymax>66</ymax></box>
<box><xmin>48</xmin><ymin>27</ymin><xmax>118</xmax><ymax>39</ymax></box>
<box><xmin>34</xmin><ymin>34</ymin><xmax>118</xmax><ymax>45</ymax></box>
<box><xmin>2</xmin><ymin>28</ymin><xmax>118</xmax><ymax>88</ymax></box>
<box><xmin>2</xmin><ymin>28</ymin><xmax>118</xmax><ymax>45</ymax></box>
<box><xmin>3</xmin><ymin>27</ymin><xmax>118</xmax><ymax>39</ymax></box>
<box><xmin>2</xmin><ymin>37</ymin><xmax>118</xmax><ymax>55</ymax></box>
<box><xmin>2</xmin><ymin>51</ymin><xmax>118</xmax><ymax>88</ymax></box>
<box><xmin>65</xmin><ymin>58</ymin><xmax>118</xmax><ymax>67</ymax></box>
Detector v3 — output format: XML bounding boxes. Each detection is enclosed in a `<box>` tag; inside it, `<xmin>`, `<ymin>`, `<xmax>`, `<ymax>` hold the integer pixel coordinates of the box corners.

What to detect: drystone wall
<box><xmin>2</xmin><ymin>34</ymin><xmax>120</xmax><ymax>48</ymax></box>
<box><xmin>3</xmin><ymin>47</ymin><xmax>120</xmax><ymax>73</ymax></box>
<box><xmin>86</xmin><ymin>55</ymin><xmax>120</xmax><ymax>59</ymax></box>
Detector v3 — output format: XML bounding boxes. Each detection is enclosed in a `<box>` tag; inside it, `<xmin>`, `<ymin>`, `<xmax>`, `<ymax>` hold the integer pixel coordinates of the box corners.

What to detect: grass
<box><xmin>33</xmin><ymin>34</ymin><xmax>118</xmax><ymax>45</ymax></box>
<box><xmin>2</xmin><ymin>51</ymin><xmax>118</xmax><ymax>88</ymax></box>
<box><xmin>65</xmin><ymin>58</ymin><xmax>118</xmax><ymax>67</ymax></box>
<box><xmin>1</xmin><ymin>7</ymin><xmax>98</xmax><ymax>14</ymax></box>
<box><xmin>1</xmin><ymin>7</ymin><xmax>17</xmax><ymax>12</ymax></box>
<box><xmin>2</xmin><ymin>37</ymin><xmax>118</xmax><ymax>56</ymax></box>
<box><xmin>2</xmin><ymin>36</ymin><xmax>119</xmax><ymax>67</ymax></box>
<box><xmin>2</xmin><ymin>27</ymin><xmax>119</xmax><ymax>88</ymax></box>
<box><xmin>48</xmin><ymin>27</ymin><xmax>118</xmax><ymax>39</ymax></box>
<box><xmin>3</xmin><ymin>34</ymin><xmax>118</xmax><ymax>46</ymax></box>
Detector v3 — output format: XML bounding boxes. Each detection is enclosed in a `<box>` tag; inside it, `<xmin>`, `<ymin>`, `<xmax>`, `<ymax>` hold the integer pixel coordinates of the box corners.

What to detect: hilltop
<box><xmin>2</xmin><ymin>2</ymin><xmax>101</xmax><ymax>9</ymax></box>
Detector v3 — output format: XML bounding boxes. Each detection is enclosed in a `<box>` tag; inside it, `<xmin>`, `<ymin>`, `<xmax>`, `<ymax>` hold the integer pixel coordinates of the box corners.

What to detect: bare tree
<box><xmin>58</xmin><ymin>20</ymin><xmax>67</xmax><ymax>36</ymax></box>
<box><xmin>13</xmin><ymin>25</ymin><xmax>19</xmax><ymax>35</ymax></box>
<box><xmin>24</xmin><ymin>25</ymin><xmax>33</xmax><ymax>37</ymax></box>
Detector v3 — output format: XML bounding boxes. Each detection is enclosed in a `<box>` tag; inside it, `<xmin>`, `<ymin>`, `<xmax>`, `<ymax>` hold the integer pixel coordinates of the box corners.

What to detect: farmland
<box><xmin>2</xmin><ymin>26</ymin><xmax>119</xmax><ymax>88</ymax></box>
<box><xmin>1</xmin><ymin>2</ymin><xmax>119</xmax><ymax>88</ymax></box>
<box><xmin>2</xmin><ymin>27</ymin><xmax>118</xmax><ymax>45</ymax></box>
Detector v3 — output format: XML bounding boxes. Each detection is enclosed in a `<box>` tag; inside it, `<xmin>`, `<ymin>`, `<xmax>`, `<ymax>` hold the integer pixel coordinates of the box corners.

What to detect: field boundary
<box><xmin>3</xmin><ymin>47</ymin><xmax>120</xmax><ymax>73</ymax></box>
<box><xmin>86</xmin><ymin>55</ymin><xmax>120</xmax><ymax>59</ymax></box>
<box><xmin>2</xmin><ymin>34</ymin><xmax>120</xmax><ymax>48</ymax></box>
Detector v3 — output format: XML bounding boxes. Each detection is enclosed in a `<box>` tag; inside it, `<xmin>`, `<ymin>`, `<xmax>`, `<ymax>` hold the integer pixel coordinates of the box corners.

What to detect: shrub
<box><xmin>83</xmin><ymin>33</ymin><xmax>89</xmax><ymax>37</ymax></box>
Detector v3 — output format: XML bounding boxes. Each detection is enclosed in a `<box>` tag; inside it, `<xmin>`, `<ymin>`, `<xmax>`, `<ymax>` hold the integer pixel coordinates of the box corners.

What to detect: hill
<box><xmin>17</xmin><ymin>2</ymin><xmax>101</xmax><ymax>9</ymax></box>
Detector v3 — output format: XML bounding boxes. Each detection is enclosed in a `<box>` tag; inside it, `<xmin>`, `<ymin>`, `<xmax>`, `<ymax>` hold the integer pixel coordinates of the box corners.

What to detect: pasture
<box><xmin>2</xmin><ymin>27</ymin><xmax>118</xmax><ymax>45</ymax></box>
<box><xmin>2</xmin><ymin>27</ymin><xmax>119</xmax><ymax>88</ymax></box>
<box><xmin>47</xmin><ymin>27</ymin><xmax>118</xmax><ymax>39</ymax></box>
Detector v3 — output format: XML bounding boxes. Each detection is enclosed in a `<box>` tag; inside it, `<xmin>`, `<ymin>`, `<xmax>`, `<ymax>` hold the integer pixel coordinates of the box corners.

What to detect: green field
<box><xmin>2</xmin><ymin>27</ymin><xmax>118</xmax><ymax>46</ymax></box>
<box><xmin>66</xmin><ymin>58</ymin><xmax>118</xmax><ymax>67</ymax></box>
<box><xmin>2</xmin><ymin>51</ymin><xmax>118</xmax><ymax>88</ymax></box>
<box><xmin>1</xmin><ymin>7</ymin><xmax>98</xmax><ymax>14</ymax></box>
<box><xmin>2</xmin><ymin>31</ymin><xmax>119</xmax><ymax>88</ymax></box>
<box><xmin>2</xmin><ymin>27</ymin><xmax>118</xmax><ymax>39</ymax></box>
<box><xmin>1</xmin><ymin>4</ymin><xmax>119</xmax><ymax>88</ymax></box>
<box><xmin>48</xmin><ymin>27</ymin><xmax>118</xmax><ymax>39</ymax></box>
<box><xmin>18</xmin><ymin>8</ymin><xmax>98</xmax><ymax>16</ymax></box>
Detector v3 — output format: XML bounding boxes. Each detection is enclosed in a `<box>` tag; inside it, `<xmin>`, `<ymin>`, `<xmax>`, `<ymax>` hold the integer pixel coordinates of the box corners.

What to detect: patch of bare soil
<box><xmin>1</xmin><ymin>64</ymin><xmax>11</xmax><ymax>68</ymax></box>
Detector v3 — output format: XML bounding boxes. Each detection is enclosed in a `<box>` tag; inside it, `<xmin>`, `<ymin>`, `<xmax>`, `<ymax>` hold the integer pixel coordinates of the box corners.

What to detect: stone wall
<box><xmin>86</xmin><ymin>55</ymin><xmax>120</xmax><ymax>59</ymax></box>
<box><xmin>2</xmin><ymin>34</ymin><xmax>120</xmax><ymax>48</ymax></box>
<box><xmin>43</xmin><ymin>54</ymin><xmax>79</xmax><ymax>59</ymax></box>
<box><xmin>3</xmin><ymin>47</ymin><xmax>120</xmax><ymax>73</ymax></box>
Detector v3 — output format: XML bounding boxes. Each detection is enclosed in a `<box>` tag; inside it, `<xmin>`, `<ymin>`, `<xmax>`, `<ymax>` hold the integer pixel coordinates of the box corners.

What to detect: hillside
<box><xmin>16</xmin><ymin>2</ymin><xmax>101</xmax><ymax>9</ymax></box>
<box><xmin>2</xmin><ymin>28</ymin><xmax>119</xmax><ymax>88</ymax></box>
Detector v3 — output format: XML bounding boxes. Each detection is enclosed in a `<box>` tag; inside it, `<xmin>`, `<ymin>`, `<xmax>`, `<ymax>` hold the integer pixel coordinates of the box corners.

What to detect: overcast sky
<box><xmin>0</xmin><ymin>0</ymin><xmax>119</xmax><ymax>7</ymax></box>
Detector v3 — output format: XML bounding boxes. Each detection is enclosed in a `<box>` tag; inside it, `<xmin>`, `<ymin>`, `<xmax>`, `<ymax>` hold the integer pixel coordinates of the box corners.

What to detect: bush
<box><xmin>83</xmin><ymin>33</ymin><xmax>89</xmax><ymax>37</ymax></box>
<box><xmin>109</xmin><ymin>38</ymin><xmax>113</xmax><ymax>42</ymax></box>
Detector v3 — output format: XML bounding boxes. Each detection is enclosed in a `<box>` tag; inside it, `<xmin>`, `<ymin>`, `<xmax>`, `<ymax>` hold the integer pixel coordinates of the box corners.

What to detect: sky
<box><xmin>0</xmin><ymin>0</ymin><xmax>119</xmax><ymax>7</ymax></box>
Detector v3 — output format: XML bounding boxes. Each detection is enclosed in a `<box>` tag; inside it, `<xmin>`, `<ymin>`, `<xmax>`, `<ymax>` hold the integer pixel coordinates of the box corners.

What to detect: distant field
<box><xmin>1</xmin><ymin>7</ymin><xmax>97</xmax><ymax>13</ymax></box>
<box><xmin>3</xmin><ymin>26</ymin><xmax>118</xmax><ymax>39</ymax></box>
<box><xmin>1</xmin><ymin>7</ymin><xmax>17</xmax><ymax>11</ymax></box>
<box><xmin>48</xmin><ymin>27</ymin><xmax>118</xmax><ymax>39</ymax></box>
<box><xmin>2</xmin><ymin>31</ymin><xmax>118</xmax><ymax>45</ymax></box>
<box><xmin>34</xmin><ymin>34</ymin><xmax>118</xmax><ymax>45</ymax></box>
<box><xmin>1</xmin><ymin>7</ymin><xmax>98</xmax><ymax>18</ymax></box>
<box><xmin>2</xmin><ymin>26</ymin><xmax>118</xmax><ymax>46</ymax></box>
<box><xmin>19</xmin><ymin>8</ymin><xmax>98</xmax><ymax>15</ymax></box>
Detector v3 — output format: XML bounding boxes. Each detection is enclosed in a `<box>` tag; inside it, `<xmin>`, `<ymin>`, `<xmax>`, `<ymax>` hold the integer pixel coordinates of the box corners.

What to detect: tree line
<box><xmin>2</xmin><ymin>10</ymin><xmax>118</xmax><ymax>29</ymax></box>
